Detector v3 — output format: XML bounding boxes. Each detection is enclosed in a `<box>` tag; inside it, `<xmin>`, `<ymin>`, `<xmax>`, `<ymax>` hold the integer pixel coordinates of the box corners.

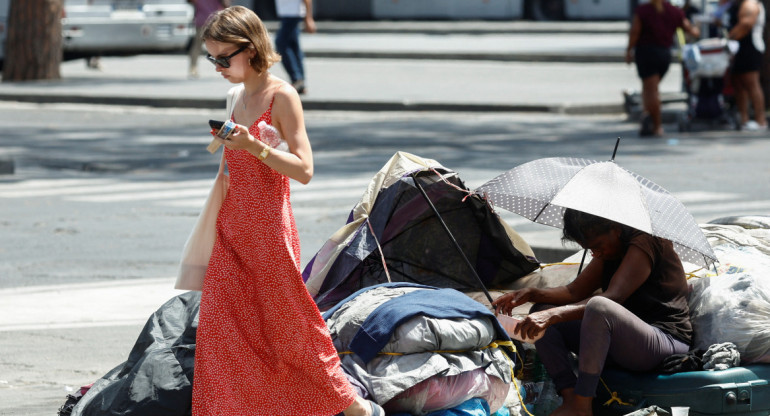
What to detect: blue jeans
<box><xmin>275</xmin><ymin>17</ymin><xmax>304</xmax><ymax>83</ymax></box>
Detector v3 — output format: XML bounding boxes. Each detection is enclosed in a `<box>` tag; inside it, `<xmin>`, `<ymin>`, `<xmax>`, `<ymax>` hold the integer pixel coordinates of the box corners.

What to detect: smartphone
<box><xmin>208</xmin><ymin>119</ymin><xmax>225</xmax><ymax>130</ymax></box>
<box><xmin>209</xmin><ymin>119</ymin><xmax>235</xmax><ymax>139</ymax></box>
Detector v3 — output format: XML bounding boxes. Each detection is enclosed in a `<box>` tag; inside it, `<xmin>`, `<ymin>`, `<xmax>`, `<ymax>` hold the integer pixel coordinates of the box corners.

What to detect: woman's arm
<box><xmin>513</xmin><ymin>245</ymin><xmax>653</xmax><ymax>339</ymax></box>
<box><xmin>260</xmin><ymin>85</ymin><xmax>314</xmax><ymax>184</ymax></box>
<box><xmin>492</xmin><ymin>253</ymin><xmax>603</xmax><ymax>316</ymax></box>
<box><xmin>222</xmin><ymin>84</ymin><xmax>314</xmax><ymax>184</ymax></box>
<box><xmin>626</xmin><ymin>13</ymin><xmax>642</xmax><ymax>64</ymax></box>
<box><xmin>599</xmin><ymin>244</ymin><xmax>653</xmax><ymax>304</ymax></box>
<box><xmin>729</xmin><ymin>0</ymin><xmax>760</xmax><ymax>40</ymax></box>
<box><xmin>681</xmin><ymin>16</ymin><xmax>701</xmax><ymax>38</ymax></box>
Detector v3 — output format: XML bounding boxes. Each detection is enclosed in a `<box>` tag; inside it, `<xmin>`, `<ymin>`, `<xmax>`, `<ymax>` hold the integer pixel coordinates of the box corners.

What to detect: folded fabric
<box><xmin>349</xmin><ymin>287</ymin><xmax>509</xmax><ymax>363</ymax></box>
<box><xmin>702</xmin><ymin>342</ymin><xmax>741</xmax><ymax>371</ymax></box>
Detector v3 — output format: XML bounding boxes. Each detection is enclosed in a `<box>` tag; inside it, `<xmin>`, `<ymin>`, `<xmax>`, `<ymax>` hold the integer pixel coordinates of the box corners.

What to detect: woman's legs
<box><xmin>642</xmin><ymin>74</ymin><xmax>663</xmax><ymax>135</ymax></box>
<box><xmin>534</xmin><ymin>297</ymin><xmax>689</xmax><ymax>416</ymax></box>
<box><xmin>275</xmin><ymin>17</ymin><xmax>305</xmax><ymax>84</ymax></box>
<box><xmin>739</xmin><ymin>71</ymin><xmax>767</xmax><ymax>127</ymax></box>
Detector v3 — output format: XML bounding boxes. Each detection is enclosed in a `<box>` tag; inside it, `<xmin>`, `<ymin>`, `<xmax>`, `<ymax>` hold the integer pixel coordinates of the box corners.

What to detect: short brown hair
<box><xmin>200</xmin><ymin>6</ymin><xmax>281</xmax><ymax>74</ymax></box>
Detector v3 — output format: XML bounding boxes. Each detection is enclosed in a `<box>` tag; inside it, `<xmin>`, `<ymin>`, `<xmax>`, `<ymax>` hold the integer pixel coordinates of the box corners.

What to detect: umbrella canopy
<box><xmin>476</xmin><ymin>157</ymin><xmax>717</xmax><ymax>268</ymax></box>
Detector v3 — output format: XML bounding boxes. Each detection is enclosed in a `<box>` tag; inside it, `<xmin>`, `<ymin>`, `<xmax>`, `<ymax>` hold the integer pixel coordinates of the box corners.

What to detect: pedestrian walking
<box><xmin>626</xmin><ymin>0</ymin><xmax>700</xmax><ymax>137</ymax></box>
<box><xmin>188</xmin><ymin>0</ymin><xmax>230</xmax><ymax>79</ymax></box>
<box><xmin>275</xmin><ymin>0</ymin><xmax>316</xmax><ymax>94</ymax></box>
<box><xmin>190</xmin><ymin>6</ymin><xmax>383</xmax><ymax>415</ymax></box>
<box><xmin>727</xmin><ymin>0</ymin><xmax>767</xmax><ymax>131</ymax></box>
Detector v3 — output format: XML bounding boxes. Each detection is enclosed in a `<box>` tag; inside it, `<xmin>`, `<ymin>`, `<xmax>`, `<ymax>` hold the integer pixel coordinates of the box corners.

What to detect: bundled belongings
<box><xmin>688</xmin><ymin>222</ymin><xmax>770</xmax><ymax>364</ymax></box>
<box><xmin>68</xmin><ymin>292</ymin><xmax>200</xmax><ymax>416</ymax></box>
<box><xmin>303</xmin><ymin>151</ymin><xmax>539</xmax><ymax>312</ymax></box>
<box><xmin>323</xmin><ymin>283</ymin><xmax>517</xmax><ymax>415</ymax></box>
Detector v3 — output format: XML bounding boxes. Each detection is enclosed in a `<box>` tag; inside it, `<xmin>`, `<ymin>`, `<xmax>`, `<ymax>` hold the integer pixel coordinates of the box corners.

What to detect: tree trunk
<box><xmin>763</xmin><ymin>0</ymin><xmax>769</xmax><ymax>110</ymax></box>
<box><xmin>2</xmin><ymin>0</ymin><xmax>63</xmax><ymax>82</ymax></box>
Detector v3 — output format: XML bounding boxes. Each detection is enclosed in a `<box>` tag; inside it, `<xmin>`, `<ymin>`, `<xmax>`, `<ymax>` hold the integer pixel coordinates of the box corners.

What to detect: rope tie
<box><xmin>600</xmin><ymin>377</ymin><xmax>632</xmax><ymax>407</ymax></box>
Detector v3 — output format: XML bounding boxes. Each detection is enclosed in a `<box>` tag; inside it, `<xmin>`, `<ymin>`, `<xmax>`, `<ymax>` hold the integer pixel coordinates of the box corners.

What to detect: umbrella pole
<box><xmin>577</xmin><ymin>249</ymin><xmax>588</xmax><ymax>277</ymax></box>
<box><xmin>410</xmin><ymin>173</ymin><xmax>495</xmax><ymax>304</ymax></box>
<box><xmin>611</xmin><ymin>137</ymin><xmax>620</xmax><ymax>161</ymax></box>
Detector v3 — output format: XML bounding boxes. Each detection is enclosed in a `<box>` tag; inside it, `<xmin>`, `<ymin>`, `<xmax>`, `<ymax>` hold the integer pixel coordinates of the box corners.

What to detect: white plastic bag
<box><xmin>383</xmin><ymin>368</ymin><xmax>510</xmax><ymax>415</ymax></box>
<box><xmin>689</xmin><ymin>245</ymin><xmax>770</xmax><ymax>363</ymax></box>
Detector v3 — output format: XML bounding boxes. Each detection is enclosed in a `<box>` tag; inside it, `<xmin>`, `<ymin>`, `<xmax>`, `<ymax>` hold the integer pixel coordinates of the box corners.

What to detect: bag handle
<box><xmin>207</xmin><ymin>85</ymin><xmax>242</xmax><ymax>154</ymax></box>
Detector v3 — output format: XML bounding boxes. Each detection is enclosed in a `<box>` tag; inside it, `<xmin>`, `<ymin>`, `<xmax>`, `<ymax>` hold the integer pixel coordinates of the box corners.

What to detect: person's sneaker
<box><xmin>741</xmin><ymin>121</ymin><xmax>768</xmax><ymax>131</ymax></box>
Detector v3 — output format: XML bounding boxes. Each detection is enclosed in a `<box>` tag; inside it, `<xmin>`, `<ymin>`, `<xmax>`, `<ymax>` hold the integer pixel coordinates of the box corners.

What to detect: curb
<box><xmin>263</xmin><ymin>21</ymin><xmax>631</xmax><ymax>36</ymax></box>
<box><xmin>305</xmin><ymin>51</ymin><xmax>624</xmax><ymax>64</ymax></box>
<box><xmin>0</xmin><ymin>93</ymin><xmax>628</xmax><ymax>114</ymax></box>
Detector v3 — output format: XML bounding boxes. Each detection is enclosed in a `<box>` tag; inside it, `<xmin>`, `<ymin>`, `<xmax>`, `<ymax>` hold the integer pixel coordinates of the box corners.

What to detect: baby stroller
<box><xmin>677</xmin><ymin>37</ymin><xmax>740</xmax><ymax>132</ymax></box>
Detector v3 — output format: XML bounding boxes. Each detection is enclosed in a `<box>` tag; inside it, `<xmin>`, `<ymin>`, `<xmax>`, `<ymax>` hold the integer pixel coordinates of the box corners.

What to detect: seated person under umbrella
<box><xmin>492</xmin><ymin>208</ymin><xmax>692</xmax><ymax>416</ymax></box>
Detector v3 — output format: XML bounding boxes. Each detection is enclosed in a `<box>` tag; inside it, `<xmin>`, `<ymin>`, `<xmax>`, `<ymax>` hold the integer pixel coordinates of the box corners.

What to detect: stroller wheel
<box><xmin>677</xmin><ymin>113</ymin><xmax>690</xmax><ymax>132</ymax></box>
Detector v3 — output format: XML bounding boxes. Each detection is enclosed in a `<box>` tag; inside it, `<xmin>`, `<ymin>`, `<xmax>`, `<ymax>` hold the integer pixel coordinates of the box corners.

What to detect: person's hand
<box><xmin>624</xmin><ymin>48</ymin><xmax>633</xmax><ymax>65</ymax></box>
<box><xmin>514</xmin><ymin>309</ymin><xmax>552</xmax><ymax>341</ymax></box>
<box><xmin>303</xmin><ymin>16</ymin><xmax>317</xmax><ymax>34</ymax></box>
<box><xmin>492</xmin><ymin>288</ymin><xmax>534</xmax><ymax>316</ymax></box>
<box><xmin>215</xmin><ymin>123</ymin><xmax>258</xmax><ymax>151</ymax></box>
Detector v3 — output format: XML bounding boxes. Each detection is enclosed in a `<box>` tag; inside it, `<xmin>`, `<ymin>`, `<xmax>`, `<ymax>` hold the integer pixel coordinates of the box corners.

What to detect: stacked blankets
<box><xmin>323</xmin><ymin>283</ymin><xmax>515</xmax><ymax>415</ymax></box>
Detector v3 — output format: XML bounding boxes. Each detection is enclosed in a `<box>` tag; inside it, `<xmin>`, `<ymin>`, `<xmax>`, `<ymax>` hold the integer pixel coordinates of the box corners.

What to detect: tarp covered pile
<box><xmin>323</xmin><ymin>283</ymin><xmax>516</xmax><ymax>415</ymax></box>
<box><xmin>69</xmin><ymin>292</ymin><xmax>200</xmax><ymax>416</ymax></box>
<box><xmin>303</xmin><ymin>152</ymin><xmax>540</xmax><ymax>311</ymax></box>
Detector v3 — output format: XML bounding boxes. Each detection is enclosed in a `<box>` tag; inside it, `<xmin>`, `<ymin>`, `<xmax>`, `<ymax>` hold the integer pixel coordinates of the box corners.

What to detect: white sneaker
<box><xmin>741</xmin><ymin>121</ymin><xmax>768</xmax><ymax>131</ymax></box>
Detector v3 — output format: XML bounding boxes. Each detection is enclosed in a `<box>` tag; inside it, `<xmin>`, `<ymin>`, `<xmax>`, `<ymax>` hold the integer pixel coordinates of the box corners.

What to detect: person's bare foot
<box><xmin>552</xmin><ymin>388</ymin><xmax>593</xmax><ymax>416</ymax></box>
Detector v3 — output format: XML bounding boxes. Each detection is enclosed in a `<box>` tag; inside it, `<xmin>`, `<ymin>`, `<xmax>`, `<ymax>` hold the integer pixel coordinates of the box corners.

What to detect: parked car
<box><xmin>0</xmin><ymin>0</ymin><xmax>194</xmax><ymax>69</ymax></box>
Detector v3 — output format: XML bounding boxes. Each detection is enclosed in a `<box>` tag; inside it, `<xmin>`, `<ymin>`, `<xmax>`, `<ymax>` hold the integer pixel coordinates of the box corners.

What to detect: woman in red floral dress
<box><xmin>192</xmin><ymin>6</ymin><xmax>383</xmax><ymax>416</ymax></box>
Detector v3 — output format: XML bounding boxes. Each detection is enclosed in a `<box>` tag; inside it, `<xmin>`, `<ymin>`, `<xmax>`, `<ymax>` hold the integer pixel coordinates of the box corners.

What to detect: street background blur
<box><xmin>1</xmin><ymin>1</ymin><xmax>769</xmax><ymax>415</ymax></box>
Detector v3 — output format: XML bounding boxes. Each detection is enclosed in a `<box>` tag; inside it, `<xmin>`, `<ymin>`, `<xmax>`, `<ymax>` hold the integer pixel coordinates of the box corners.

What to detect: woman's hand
<box><xmin>492</xmin><ymin>288</ymin><xmax>536</xmax><ymax>316</ymax></box>
<box><xmin>514</xmin><ymin>309</ymin><xmax>553</xmax><ymax>341</ymax></box>
<box><xmin>214</xmin><ymin>124</ymin><xmax>266</xmax><ymax>153</ymax></box>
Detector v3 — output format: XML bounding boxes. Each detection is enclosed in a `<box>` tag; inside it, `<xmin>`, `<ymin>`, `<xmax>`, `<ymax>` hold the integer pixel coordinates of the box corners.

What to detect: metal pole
<box><xmin>410</xmin><ymin>173</ymin><xmax>494</xmax><ymax>304</ymax></box>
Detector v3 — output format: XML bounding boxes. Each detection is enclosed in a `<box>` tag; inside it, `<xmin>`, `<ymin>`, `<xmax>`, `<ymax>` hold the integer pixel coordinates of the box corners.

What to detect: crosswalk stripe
<box><xmin>0</xmin><ymin>178</ymin><xmax>764</xmax><ymax>228</ymax></box>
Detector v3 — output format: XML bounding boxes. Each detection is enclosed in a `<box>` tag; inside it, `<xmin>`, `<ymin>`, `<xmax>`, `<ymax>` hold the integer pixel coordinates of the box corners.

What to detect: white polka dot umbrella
<box><xmin>476</xmin><ymin>157</ymin><xmax>717</xmax><ymax>269</ymax></box>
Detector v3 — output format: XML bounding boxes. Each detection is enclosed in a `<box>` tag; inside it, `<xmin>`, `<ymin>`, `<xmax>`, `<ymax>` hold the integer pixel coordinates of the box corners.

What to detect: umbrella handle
<box><xmin>577</xmin><ymin>249</ymin><xmax>588</xmax><ymax>277</ymax></box>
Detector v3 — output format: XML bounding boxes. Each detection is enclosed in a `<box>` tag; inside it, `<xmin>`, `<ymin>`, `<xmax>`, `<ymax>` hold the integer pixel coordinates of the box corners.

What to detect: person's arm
<box><xmin>626</xmin><ymin>13</ymin><xmax>642</xmax><ymax>64</ymax></box>
<box><xmin>303</xmin><ymin>0</ymin><xmax>317</xmax><ymax>33</ymax></box>
<box><xmin>223</xmin><ymin>84</ymin><xmax>314</xmax><ymax>184</ymax></box>
<box><xmin>493</xmin><ymin>253</ymin><xmax>603</xmax><ymax>316</ymax></box>
<box><xmin>729</xmin><ymin>0</ymin><xmax>760</xmax><ymax>40</ymax></box>
<box><xmin>505</xmin><ymin>242</ymin><xmax>655</xmax><ymax>341</ymax></box>
<box><xmin>681</xmin><ymin>16</ymin><xmax>701</xmax><ymax>39</ymax></box>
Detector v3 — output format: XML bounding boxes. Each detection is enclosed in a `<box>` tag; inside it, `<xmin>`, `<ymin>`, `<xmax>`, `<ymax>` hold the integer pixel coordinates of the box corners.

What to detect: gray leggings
<box><xmin>532</xmin><ymin>296</ymin><xmax>689</xmax><ymax>397</ymax></box>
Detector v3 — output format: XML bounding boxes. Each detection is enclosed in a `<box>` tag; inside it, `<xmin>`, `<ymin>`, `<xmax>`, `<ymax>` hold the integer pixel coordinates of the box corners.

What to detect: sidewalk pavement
<box><xmin>0</xmin><ymin>277</ymin><xmax>180</xmax><ymax>332</ymax></box>
<box><xmin>0</xmin><ymin>23</ymin><xmax>686</xmax><ymax>114</ymax></box>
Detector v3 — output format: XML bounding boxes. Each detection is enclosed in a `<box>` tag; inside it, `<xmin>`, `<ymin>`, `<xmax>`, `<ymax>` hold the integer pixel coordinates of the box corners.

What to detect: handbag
<box><xmin>175</xmin><ymin>153</ymin><xmax>228</xmax><ymax>290</ymax></box>
<box><xmin>174</xmin><ymin>85</ymin><xmax>242</xmax><ymax>290</ymax></box>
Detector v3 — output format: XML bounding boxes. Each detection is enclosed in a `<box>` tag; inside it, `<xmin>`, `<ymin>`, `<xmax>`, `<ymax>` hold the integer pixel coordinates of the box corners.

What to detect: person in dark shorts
<box><xmin>626</xmin><ymin>0</ymin><xmax>699</xmax><ymax>137</ymax></box>
<box><xmin>493</xmin><ymin>209</ymin><xmax>692</xmax><ymax>416</ymax></box>
<box><xmin>728</xmin><ymin>0</ymin><xmax>767</xmax><ymax>131</ymax></box>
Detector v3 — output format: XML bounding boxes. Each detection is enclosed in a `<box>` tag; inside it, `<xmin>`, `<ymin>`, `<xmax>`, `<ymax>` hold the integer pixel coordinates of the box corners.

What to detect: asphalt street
<box><xmin>1</xmin><ymin>20</ymin><xmax>769</xmax><ymax>416</ymax></box>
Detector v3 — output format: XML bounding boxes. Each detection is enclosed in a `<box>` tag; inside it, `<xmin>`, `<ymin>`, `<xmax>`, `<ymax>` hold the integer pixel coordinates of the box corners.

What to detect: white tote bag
<box><xmin>175</xmin><ymin>86</ymin><xmax>242</xmax><ymax>290</ymax></box>
<box><xmin>175</xmin><ymin>155</ymin><xmax>228</xmax><ymax>290</ymax></box>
